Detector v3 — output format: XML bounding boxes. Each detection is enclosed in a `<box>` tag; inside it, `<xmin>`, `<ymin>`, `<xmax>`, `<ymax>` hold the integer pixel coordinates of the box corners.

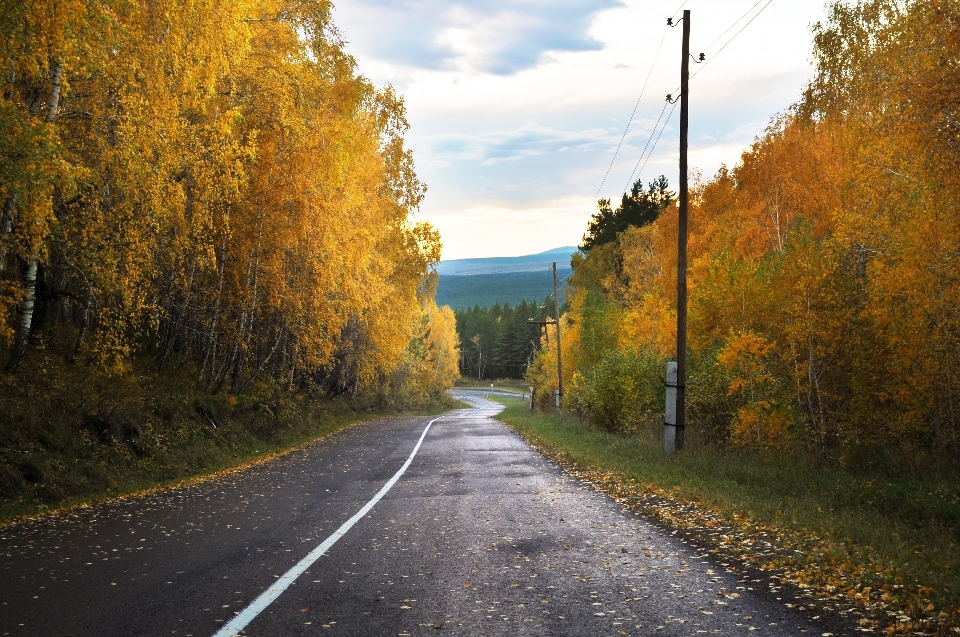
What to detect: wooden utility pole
<box><xmin>676</xmin><ymin>9</ymin><xmax>690</xmax><ymax>450</ymax></box>
<box><xmin>553</xmin><ymin>262</ymin><xmax>563</xmax><ymax>409</ymax></box>
<box><xmin>667</xmin><ymin>10</ymin><xmax>691</xmax><ymax>453</ymax></box>
<box><xmin>528</xmin><ymin>263</ymin><xmax>564</xmax><ymax>409</ymax></box>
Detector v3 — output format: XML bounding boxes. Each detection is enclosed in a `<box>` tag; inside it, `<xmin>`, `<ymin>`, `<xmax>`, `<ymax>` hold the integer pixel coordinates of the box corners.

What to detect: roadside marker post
<box><xmin>665</xmin><ymin>361</ymin><xmax>679</xmax><ymax>453</ymax></box>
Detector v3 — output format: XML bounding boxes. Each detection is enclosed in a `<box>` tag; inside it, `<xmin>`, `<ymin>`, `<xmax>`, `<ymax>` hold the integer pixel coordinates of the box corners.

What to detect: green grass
<box><xmin>454</xmin><ymin>377</ymin><xmax>529</xmax><ymax>393</ymax></box>
<box><xmin>492</xmin><ymin>397</ymin><xmax>960</xmax><ymax>626</ymax></box>
<box><xmin>0</xmin><ymin>349</ymin><xmax>459</xmax><ymax>525</ymax></box>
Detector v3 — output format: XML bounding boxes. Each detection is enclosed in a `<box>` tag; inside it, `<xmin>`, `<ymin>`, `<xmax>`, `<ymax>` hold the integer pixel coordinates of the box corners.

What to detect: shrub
<box><xmin>570</xmin><ymin>349</ymin><xmax>664</xmax><ymax>434</ymax></box>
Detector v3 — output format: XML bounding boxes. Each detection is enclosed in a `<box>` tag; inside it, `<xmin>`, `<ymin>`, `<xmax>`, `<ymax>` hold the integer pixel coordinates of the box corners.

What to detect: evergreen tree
<box><xmin>580</xmin><ymin>175</ymin><xmax>673</xmax><ymax>253</ymax></box>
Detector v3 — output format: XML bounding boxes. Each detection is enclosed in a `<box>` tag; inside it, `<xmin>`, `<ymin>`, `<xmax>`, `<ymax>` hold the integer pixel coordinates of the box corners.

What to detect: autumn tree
<box><xmin>0</xmin><ymin>0</ymin><xmax>457</xmax><ymax>400</ymax></box>
<box><xmin>534</xmin><ymin>0</ymin><xmax>960</xmax><ymax>467</ymax></box>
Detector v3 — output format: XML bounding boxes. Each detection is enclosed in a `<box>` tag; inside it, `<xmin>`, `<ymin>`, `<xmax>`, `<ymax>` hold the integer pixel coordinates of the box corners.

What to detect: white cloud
<box><xmin>423</xmin><ymin>196</ymin><xmax>594</xmax><ymax>260</ymax></box>
<box><xmin>419</xmin><ymin>121</ymin><xmax>658</xmax><ymax>166</ymax></box>
<box><xmin>336</xmin><ymin>0</ymin><xmax>622</xmax><ymax>74</ymax></box>
<box><xmin>334</xmin><ymin>0</ymin><xmax>831</xmax><ymax>258</ymax></box>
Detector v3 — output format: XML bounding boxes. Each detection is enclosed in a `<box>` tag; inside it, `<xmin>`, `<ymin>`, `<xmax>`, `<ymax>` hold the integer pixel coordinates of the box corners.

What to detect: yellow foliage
<box><xmin>420</xmin><ymin>300</ymin><xmax>461</xmax><ymax>393</ymax></box>
<box><xmin>717</xmin><ymin>332</ymin><xmax>774</xmax><ymax>396</ymax></box>
<box><xmin>0</xmin><ymin>0</ymin><xmax>445</xmax><ymax>397</ymax></box>
<box><xmin>541</xmin><ymin>0</ymin><xmax>960</xmax><ymax>462</ymax></box>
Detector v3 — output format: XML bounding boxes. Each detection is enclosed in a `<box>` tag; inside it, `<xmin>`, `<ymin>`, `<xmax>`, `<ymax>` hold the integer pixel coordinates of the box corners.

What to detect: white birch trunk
<box><xmin>198</xmin><ymin>244</ymin><xmax>226</xmax><ymax>387</ymax></box>
<box><xmin>5</xmin><ymin>259</ymin><xmax>38</xmax><ymax>371</ymax></box>
<box><xmin>6</xmin><ymin>60</ymin><xmax>62</xmax><ymax>371</ymax></box>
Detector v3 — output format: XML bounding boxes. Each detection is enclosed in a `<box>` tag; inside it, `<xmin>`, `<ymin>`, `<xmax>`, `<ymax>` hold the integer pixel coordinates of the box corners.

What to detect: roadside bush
<box><xmin>570</xmin><ymin>349</ymin><xmax>664</xmax><ymax>434</ymax></box>
<box><xmin>686</xmin><ymin>352</ymin><xmax>735</xmax><ymax>446</ymax></box>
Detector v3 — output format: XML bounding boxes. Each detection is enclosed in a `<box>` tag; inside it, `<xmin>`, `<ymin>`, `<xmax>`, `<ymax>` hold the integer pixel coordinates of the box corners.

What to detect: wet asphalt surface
<box><xmin>0</xmin><ymin>391</ymin><xmax>826</xmax><ymax>636</ymax></box>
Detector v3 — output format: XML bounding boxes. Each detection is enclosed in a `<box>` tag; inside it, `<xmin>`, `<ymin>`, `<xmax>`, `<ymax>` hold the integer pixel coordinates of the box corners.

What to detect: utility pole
<box><xmin>677</xmin><ymin>9</ymin><xmax>690</xmax><ymax>452</ymax></box>
<box><xmin>666</xmin><ymin>9</ymin><xmax>691</xmax><ymax>453</ymax></box>
<box><xmin>552</xmin><ymin>262</ymin><xmax>563</xmax><ymax>409</ymax></box>
<box><xmin>527</xmin><ymin>263</ymin><xmax>564</xmax><ymax>410</ymax></box>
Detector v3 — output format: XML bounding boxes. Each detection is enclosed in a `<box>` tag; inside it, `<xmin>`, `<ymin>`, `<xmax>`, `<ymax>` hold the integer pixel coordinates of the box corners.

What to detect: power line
<box><xmin>668</xmin><ymin>0</ymin><xmax>777</xmax><ymax>95</ymax></box>
<box><xmin>701</xmin><ymin>0</ymin><xmax>765</xmax><ymax>53</ymax></box>
<box><xmin>618</xmin><ymin>100</ymin><xmax>668</xmax><ymax>196</ymax></box>
<box><xmin>692</xmin><ymin>0</ymin><xmax>775</xmax><ymax>81</ymax></box>
<box><xmin>590</xmin><ymin>27</ymin><xmax>669</xmax><ymax>205</ymax></box>
<box><xmin>578</xmin><ymin>0</ymin><xmax>690</xmax><ymax>262</ymax></box>
<box><xmin>594</xmin><ymin>0</ymin><xmax>688</xmax><ymax>201</ymax></box>
<box><xmin>553</xmin><ymin>107</ymin><xmax>678</xmax><ymax>302</ymax></box>
<box><xmin>621</xmin><ymin>100</ymin><xmax>677</xmax><ymax>196</ymax></box>
<box><xmin>559</xmin><ymin>0</ymin><xmax>775</xmax><ymax>289</ymax></box>
<box><xmin>669</xmin><ymin>0</ymin><xmax>688</xmax><ymax>21</ymax></box>
<box><xmin>607</xmin><ymin>0</ymin><xmax>778</xmax><ymax>211</ymax></box>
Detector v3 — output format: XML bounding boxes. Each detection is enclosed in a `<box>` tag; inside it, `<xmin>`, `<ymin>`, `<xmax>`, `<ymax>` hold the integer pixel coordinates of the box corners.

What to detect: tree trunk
<box><xmin>0</xmin><ymin>194</ymin><xmax>15</xmax><ymax>276</ymax></box>
<box><xmin>46</xmin><ymin>60</ymin><xmax>62</xmax><ymax>123</ymax></box>
<box><xmin>70</xmin><ymin>284</ymin><xmax>94</xmax><ymax>362</ymax></box>
<box><xmin>5</xmin><ymin>259</ymin><xmax>38</xmax><ymax>372</ymax></box>
<box><xmin>198</xmin><ymin>244</ymin><xmax>226</xmax><ymax>387</ymax></box>
<box><xmin>236</xmin><ymin>323</ymin><xmax>286</xmax><ymax>396</ymax></box>
<box><xmin>6</xmin><ymin>60</ymin><xmax>62</xmax><ymax>372</ymax></box>
<box><xmin>229</xmin><ymin>225</ymin><xmax>263</xmax><ymax>393</ymax></box>
<box><xmin>287</xmin><ymin>339</ymin><xmax>298</xmax><ymax>391</ymax></box>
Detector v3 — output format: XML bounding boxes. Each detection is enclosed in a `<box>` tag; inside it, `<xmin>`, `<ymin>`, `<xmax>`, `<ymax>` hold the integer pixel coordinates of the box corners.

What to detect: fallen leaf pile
<box><xmin>506</xmin><ymin>427</ymin><xmax>959</xmax><ymax>636</ymax></box>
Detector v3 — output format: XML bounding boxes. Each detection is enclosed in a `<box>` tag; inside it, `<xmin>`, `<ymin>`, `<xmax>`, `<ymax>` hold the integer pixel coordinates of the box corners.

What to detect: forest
<box><xmin>528</xmin><ymin>0</ymin><xmax>960</xmax><ymax>471</ymax></box>
<box><xmin>0</xmin><ymin>0</ymin><xmax>464</xmax><ymax>512</ymax></box>
<box><xmin>0</xmin><ymin>0</ymin><xmax>460</xmax><ymax>401</ymax></box>
<box><xmin>455</xmin><ymin>300</ymin><xmax>545</xmax><ymax>380</ymax></box>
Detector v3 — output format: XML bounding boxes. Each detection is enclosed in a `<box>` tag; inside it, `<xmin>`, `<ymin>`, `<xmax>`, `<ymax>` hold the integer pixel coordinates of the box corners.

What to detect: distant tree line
<box><xmin>455</xmin><ymin>300</ymin><xmax>549</xmax><ymax>380</ymax></box>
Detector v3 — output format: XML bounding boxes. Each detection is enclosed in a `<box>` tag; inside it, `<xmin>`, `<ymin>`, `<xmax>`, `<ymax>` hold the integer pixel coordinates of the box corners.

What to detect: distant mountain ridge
<box><xmin>435</xmin><ymin>247</ymin><xmax>575</xmax><ymax>310</ymax></box>
<box><xmin>436</xmin><ymin>246</ymin><xmax>577</xmax><ymax>276</ymax></box>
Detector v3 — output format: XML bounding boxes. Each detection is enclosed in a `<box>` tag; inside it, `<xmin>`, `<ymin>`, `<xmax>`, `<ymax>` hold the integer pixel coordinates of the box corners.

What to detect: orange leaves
<box><xmin>716</xmin><ymin>331</ymin><xmax>793</xmax><ymax>451</ymax></box>
<box><xmin>0</xmin><ymin>0</ymin><xmax>443</xmax><ymax>395</ymax></box>
<box><xmin>554</xmin><ymin>0</ymin><xmax>960</xmax><ymax>461</ymax></box>
<box><xmin>417</xmin><ymin>299</ymin><xmax>460</xmax><ymax>393</ymax></box>
<box><xmin>717</xmin><ymin>331</ymin><xmax>774</xmax><ymax>395</ymax></box>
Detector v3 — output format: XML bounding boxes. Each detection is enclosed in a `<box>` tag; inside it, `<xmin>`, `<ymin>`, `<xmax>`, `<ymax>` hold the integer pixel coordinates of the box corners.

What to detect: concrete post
<box><xmin>665</xmin><ymin>361</ymin><xmax>678</xmax><ymax>454</ymax></box>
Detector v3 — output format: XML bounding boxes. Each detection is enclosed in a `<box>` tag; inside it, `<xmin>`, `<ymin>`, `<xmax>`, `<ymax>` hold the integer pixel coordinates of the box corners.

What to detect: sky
<box><xmin>331</xmin><ymin>0</ymin><xmax>833</xmax><ymax>260</ymax></box>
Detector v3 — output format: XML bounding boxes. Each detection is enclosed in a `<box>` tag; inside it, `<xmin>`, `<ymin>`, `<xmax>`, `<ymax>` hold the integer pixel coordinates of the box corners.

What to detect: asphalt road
<box><xmin>0</xmin><ymin>392</ymin><xmax>825</xmax><ymax>636</ymax></box>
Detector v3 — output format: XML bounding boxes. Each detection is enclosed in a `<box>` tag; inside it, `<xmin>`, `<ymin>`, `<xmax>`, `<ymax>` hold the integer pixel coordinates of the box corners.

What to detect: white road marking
<box><xmin>212</xmin><ymin>416</ymin><xmax>443</xmax><ymax>637</ymax></box>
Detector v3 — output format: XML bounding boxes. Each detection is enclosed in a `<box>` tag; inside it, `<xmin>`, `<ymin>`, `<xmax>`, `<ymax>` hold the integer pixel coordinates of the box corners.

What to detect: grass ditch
<box><xmin>0</xmin><ymin>350</ymin><xmax>460</xmax><ymax>525</ymax></box>
<box><xmin>492</xmin><ymin>397</ymin><xmax>959</xmax><ymax>635</ymax></box>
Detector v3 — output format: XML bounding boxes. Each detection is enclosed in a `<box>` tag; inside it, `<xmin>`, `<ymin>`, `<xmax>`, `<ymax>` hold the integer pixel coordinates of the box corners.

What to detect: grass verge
<box><xmin>492</xmin><ymin>397</ymin><xmax>959</xmax><ymax>636</ymax></box>
<box><xmin>0</xmin><ymin>350</ymin><xmax>460</xmax><ymax>525</ymax></box>
<box><xmin>454</xmin><ymin>377</ymin><xmax>529</xmax><ymax>394</ymax></box>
